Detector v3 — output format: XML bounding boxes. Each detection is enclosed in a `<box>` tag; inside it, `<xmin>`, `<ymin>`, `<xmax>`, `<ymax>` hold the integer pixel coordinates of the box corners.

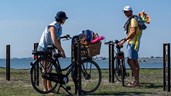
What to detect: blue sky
<box><xmin>0</xmin><ymin>0</ymin><xmax>170</xmax><ymax>58</ymax></box>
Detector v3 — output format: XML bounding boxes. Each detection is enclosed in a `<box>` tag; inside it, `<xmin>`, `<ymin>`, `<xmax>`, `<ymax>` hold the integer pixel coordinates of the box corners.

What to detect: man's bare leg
<box><xmin>127</xmin><ymin>59</ymin><xmax>140</xmax><ymax>86</ymax></box>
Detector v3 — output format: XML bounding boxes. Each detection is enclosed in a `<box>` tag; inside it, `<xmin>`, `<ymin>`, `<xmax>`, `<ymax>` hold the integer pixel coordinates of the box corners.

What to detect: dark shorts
<box><xmin>37</xmin><ymin>46</ymin><xmax>52</xmax><ymax>73</ymax></box>
<box><xmin>127</xmin><ymin>44</ymin><xmax>138</xmax><ymax>60</ymax></box>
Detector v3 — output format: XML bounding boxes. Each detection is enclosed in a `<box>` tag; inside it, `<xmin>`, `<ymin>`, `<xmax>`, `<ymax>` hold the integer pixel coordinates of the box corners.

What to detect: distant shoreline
<box><xmin>0</xmin><ymin>67</ymin><xmax>164</xmax><ymax>70</ymax></box>
<box><xmin>0</xmin><ymin>56</ymin><xmax>165</xmax><ymax>60</ymax></box>
<box><xmin>0</xmin><ymin>57</ymin><xmax>165</xmax><ymax>69</ymax></box>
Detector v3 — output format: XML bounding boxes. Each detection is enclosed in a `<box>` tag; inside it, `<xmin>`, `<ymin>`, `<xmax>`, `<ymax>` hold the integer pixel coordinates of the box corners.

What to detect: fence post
<box><xmin>6</xmin><ymin>45</ymin><xmax>10</xmax><ymax>81</ymax></box>
<box><xmin>109</xmin><ymin>43</ymin><xmax>111</xmax><ymax>82</ymax></box>
<box><xmin>77</xmin><ymin>41</ymin><xmax>82</xmax><ymax>95</ymax></box>
<box><xmin>163</xmin><ymin>43</ymin><xmax>170</xmax><ymax>92</ymax></box>
<box><xmin>111</xmin><ymin>42</ymin><xmax>114</xmax><ymax>83</ymax></box>
<box><xmin>71</xmin><ymin>40</ymin><xmax>74</xmax><ymax>63</ymax></box>
<box><xmin>109</xmin><ymin>41</ymin><xmax>114</xmax><ymax>83</ymax></box>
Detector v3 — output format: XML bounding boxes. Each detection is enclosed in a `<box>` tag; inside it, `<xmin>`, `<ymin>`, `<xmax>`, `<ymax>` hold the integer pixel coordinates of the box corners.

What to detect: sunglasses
<box><xmin>124</xmin><ymin>11</ymin><xmax>129</xmax><ymax>13</ymax></box>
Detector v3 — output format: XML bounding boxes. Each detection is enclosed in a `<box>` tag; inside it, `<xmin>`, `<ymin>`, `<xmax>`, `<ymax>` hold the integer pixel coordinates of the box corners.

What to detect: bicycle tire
<box><xmin>80</xmin><ymin>59</ymin><xmax>102</xmax><ymax>94</ymax></box>
<box><xmin>30</xmin><ymin>58</ymin><xmax>59</xmax><ymax>94</ymax></box>
<box><xmin>114</xmin><ymin>59</ymin><xmax>122</xmax><ymax>82</ymax></box>
<box><xmin>114</xmin><ymin>58</ymin><xmax>126</xmax><ymax>86</ymax></box>
<box><xmin>114</xmin><ymin>58</ymin><xmax>121</xmax><ymax>82</ymax></box>
<box><xmin>120</xmin><ymin>64</ymin><xmax>125</xmax><ymax>86</ymax></box>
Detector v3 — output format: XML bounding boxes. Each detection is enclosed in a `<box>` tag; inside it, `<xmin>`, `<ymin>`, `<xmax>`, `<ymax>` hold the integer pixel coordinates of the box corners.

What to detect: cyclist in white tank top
<box><xmin>37</xmin><ymin>11</ymin><xmax>68</xmax><ymax>92</ymax></box>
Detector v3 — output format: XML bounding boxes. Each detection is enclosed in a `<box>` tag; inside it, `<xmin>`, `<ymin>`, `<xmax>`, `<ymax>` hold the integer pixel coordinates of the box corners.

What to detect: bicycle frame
<box><xmin>115</xmin><ymin>40</ymin><xmax>125</xmax><ymax>70</ymax></box>
<box><xmin>31</xmin><ymin>34</ymin><xmax>101</xmax><ymax>95</ymax></box>
<box><xmin>105</xmin><ymin>40</ymin><xmax>126</xmax><ymax>86</ymax></box>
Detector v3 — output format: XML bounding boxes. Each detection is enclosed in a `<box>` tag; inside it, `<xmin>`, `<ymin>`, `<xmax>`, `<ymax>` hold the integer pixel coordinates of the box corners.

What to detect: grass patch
<box><xmin>0</xmin><ymin>68</ymin><xmax>170</xmax><ymax>95</ymax></box>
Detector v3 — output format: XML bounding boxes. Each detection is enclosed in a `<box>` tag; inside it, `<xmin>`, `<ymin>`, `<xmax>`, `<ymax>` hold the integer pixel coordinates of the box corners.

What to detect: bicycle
<box><xmin>105</xmin><ymin>40</ymin><xmax>127</xmax><ymax>86</ymax></box>
<box><xmin>30</xmin><ymin>34</ymin><xmax>102</xmax><ymax>95</ymax></box>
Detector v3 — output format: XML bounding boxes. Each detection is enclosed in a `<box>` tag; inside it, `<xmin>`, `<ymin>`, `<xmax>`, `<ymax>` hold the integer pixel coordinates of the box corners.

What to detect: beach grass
<box><xmin>0</xmin><ymin>68</ymin><xmax>170</xmax><ymax>96</ymax></box>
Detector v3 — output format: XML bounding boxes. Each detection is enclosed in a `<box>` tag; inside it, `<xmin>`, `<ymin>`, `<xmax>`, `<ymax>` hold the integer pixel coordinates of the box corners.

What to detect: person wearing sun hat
<box><xmin>37</xmin><ymin>11</ymin><xmax>68</xmax><ymax>92</ymax></box>
<box><xmin>119</xmin><ymin>6</ymin><xmax>143</xmax><ymax>87</ymax></box>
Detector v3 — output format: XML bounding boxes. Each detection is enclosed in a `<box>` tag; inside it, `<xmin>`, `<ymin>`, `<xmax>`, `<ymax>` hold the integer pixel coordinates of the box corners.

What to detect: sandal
<box><xmin>127</xmin><ymin>81</ymin><xmax>140</xmax><ymax>87</ymax></box>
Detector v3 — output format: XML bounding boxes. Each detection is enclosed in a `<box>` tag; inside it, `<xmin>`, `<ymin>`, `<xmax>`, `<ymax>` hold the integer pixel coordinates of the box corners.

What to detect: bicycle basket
<box><xmin>81</xmin><ymin>41</ymin><xmax>101</xmax><ymax>58</ymax></box>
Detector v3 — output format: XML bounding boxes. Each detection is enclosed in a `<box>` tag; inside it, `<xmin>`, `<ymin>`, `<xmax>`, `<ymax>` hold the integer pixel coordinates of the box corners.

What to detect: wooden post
<box><xmin>111</xmin><ymin>42</ymin><xmax>114</xmax><ymax>83</ymax></box>
<box><xmin>163</xmin><ymin>43</ymin><xmax>170</xmax><ymax>92</ymax></box>
<box><xmin>77</xmin><ymin>41</ymin><xmax>82</xmax><ymax>95</ymax></box>
<box><xmin>109</xmin><ymin>42</ymin><xmax>111</xmax><ymax>82</ymax></box>
<box><xmin>6</xmin><ymin>45</ymin><xmax>10</xmax><ymax>81</ymax></box>
<box><xmin>72</xmin><ymin>36</ymin><xmax>80</xmax><ymax>94</ymax></box>
<box><xmin>71</xmin><ymin>39</ymin><xmax>74</xmax><ymax>63</ymax></box>
<box><xmin>109</xmin><ymin>41</ymin><xmax>114</xmax><ymax>83</ymax></box>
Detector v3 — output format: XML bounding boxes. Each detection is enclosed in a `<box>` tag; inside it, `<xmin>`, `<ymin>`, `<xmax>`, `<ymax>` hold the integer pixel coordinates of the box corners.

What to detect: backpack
<box><xmin>132</xmin><ymin>15</ymin><xmax>147</xmax><ymax>30</ymax></box>
<box><xmin>126</xmin><ymin>11</ymin><xmax>150</xmax><ymax>31</ymax></box>
<box><xmin>134</xmin><ymin>11</ymin><xmax>150</xmax><ymax>30</ymax></box>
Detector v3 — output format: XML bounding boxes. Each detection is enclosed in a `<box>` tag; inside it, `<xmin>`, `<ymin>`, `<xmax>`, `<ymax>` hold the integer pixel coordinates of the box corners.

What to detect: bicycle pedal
<box><xmin>66</xmin><ymin>86</ymin><xmax>71</xmax><ymax>91</ymax></box>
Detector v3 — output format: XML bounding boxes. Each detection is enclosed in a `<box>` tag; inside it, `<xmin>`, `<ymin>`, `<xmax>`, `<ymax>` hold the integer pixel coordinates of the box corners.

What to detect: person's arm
<box><xmin>57</xmin><ymin>39</ymin><xmax>62</xmax><ymax>53</ymax></box>
<box><xmin>49</xmin><ymin>26</ymin><xmax>66</xmax><ymax>58</ymax></box>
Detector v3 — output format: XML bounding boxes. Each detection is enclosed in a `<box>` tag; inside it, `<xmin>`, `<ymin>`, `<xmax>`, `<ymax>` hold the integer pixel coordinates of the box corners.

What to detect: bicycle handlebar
<box><xmin>104</xmin><ymin>39</ymin><xmax>123</xmax><ymax>49</ymax></box>
<box><xmin>104</xmin><ymin>41</ymin><xmax>114</xmax><ymax>45</ymax></box>
<box><xmin>60</xmin><ymin>34</ymin><xmax>72</xmax><ymax>40</ymax></box>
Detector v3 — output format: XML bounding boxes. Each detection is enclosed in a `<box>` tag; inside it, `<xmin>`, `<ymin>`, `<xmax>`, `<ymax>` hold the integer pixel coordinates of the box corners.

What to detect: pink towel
<box><xmin>91</xmin><ymin>36</ymin><xmax>104</xmax><ymax>43</ymax></box>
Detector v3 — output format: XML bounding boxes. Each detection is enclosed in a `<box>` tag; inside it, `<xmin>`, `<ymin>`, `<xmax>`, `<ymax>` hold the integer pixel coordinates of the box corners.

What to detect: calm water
<box><xmin>0</xmin><ymin>57</ymin><xmax>163</xmax><ymax>69</ymax></box>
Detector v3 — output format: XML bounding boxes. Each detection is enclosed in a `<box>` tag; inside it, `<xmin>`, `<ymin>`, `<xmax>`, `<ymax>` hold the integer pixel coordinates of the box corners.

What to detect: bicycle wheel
<box><xmin>114</xmin><ymin>58</ymin><xmax>126</xmax><ymax>86</ymax></box>
<box><xmin>120</xmin><ymin>63</ymin><xmax>126</xmax><ymax>86</ymax></box>
<box><xmin>80</xmin><ymin>59</ymin><xmax>102</xmax><ymax>94</ymax></box>
<box><xmin>30</xmin><ymin>58</ymin><xmax>59</xmax><ymax>94</ymax></box>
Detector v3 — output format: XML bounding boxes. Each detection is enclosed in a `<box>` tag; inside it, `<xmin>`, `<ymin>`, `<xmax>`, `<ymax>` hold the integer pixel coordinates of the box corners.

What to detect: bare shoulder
<box><xmin>49</xmin><ymin>26</ymin><xmax>56</xmax><ymax>33</ymax></box>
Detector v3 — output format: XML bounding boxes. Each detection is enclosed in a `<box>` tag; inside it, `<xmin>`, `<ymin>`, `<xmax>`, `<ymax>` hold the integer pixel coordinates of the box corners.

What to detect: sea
<box><xmin>0</xmin><ymin>57</ymin><xmax>164</xmax><ymax>69</ymax></box>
